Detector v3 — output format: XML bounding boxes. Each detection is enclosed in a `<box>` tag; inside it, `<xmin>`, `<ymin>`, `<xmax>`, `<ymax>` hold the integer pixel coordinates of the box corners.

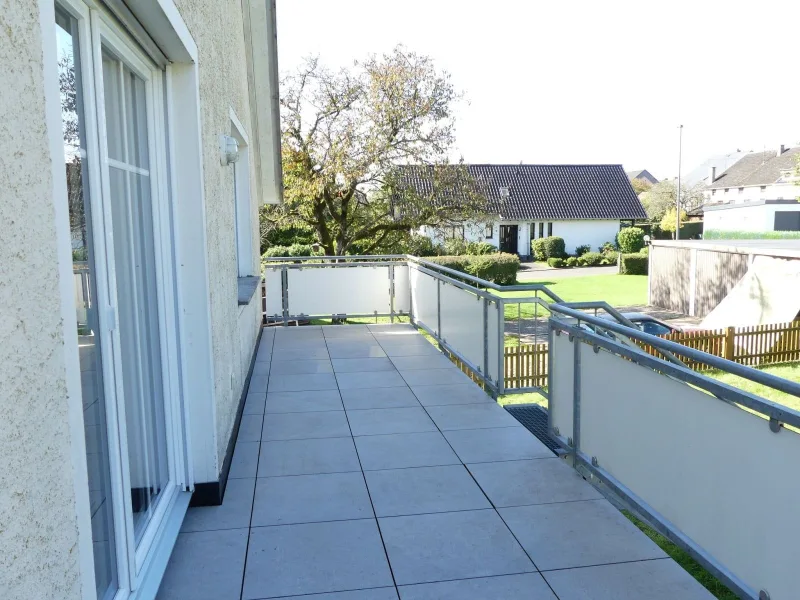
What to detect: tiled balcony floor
<box><xmin>157</xmin><ymin>324</ymin><xmax>714</xmax><ymax>600</ymax></box>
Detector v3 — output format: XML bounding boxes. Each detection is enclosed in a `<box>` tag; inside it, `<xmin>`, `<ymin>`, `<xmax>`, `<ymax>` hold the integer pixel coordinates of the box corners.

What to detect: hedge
<box><xmin>578</xmin><ymin>251</ymin><xmax>603</xmax><ymax>266</ymax></box>
<box><xmin>703</xmin><ymin>229</ymin><xmax>800</xmax><ymax>240</ymax></box>
<box><xmin>466</xmin><ymin>241</ymin><xmax>499</xmax><ymax>255</ymax></box>
<box><xmin>617</xmin><ymin>227</ymin><xmax>646</xmax><ymax>253</ymax></box>
<box><xmin>532</xmin><ymin>238</ymin><xmax>547</xmax><ymax>261</ymax></box>
<box><xmin>532</xmin><ymin>236</ymin><xmax>566</xmax><ymax>260</ymax></box>
<box><xmin>565</xmin><ymin>256</ymin><xmax>578</xmax><ymax>267</ymax></box>
<box><xmin>428</xmin><ymin>253</ymin><xmax>519</xmax><ymax>285</ymax></box>
<box><xmin>574</xmin><ymin>244</ymin><xmax>591</xmax><ymax>257</ymax></box>
<box><xmin>620</xmin><ymin>253</ymin><xmax>648</xmax><ymax>275</ymax></box>
<box><xmin>263</xmin><ymin>243</ymin><xmax>316</xmax><ymax>258</ymax></box>
<box><xmin>547</xmin><ymin>257</ymin><xmax>566</xmax><ymax>268</ymax></box>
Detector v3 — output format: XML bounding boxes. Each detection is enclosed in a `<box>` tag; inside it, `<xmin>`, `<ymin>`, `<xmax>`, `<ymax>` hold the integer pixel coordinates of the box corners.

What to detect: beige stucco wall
<box><xmin>172</xmin><ymin>0</ymin><xmax>262</xmax><ymax>468</ymax></box>
<box><xmin>0</xmin><ymin>3</ymin><xmax>84</xmax><ymax>599</ymax></box>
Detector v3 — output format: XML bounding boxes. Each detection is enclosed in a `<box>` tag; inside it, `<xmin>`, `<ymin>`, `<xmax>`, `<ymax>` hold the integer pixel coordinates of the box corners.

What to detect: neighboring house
<box><xmin>704</xmin><ymin>145</ymin><xmax>800</xmax><ymax>204</ymax></box>
<box><xmin>400</xmin><ymin>164</ymin><xmax>647</xmax><ymax>256</ymax></box>
<box><xmin>2</xmin><ymin>1</ymin><xmax>281</xmax><ymax>599</ymax></box>
<box><xmin>684</xmin><ymin>150</ymin><xmax>748</xmax><ymax>188</ymax></box>
<box><xmin>704</xmin><ymin>200</ymin><xmax>800</xmax><ymax>233</ymax></box>
<box><xmin>626</xmin><ymin>169</ymin><xmax>659</xmax><ymax>186</ymax></box>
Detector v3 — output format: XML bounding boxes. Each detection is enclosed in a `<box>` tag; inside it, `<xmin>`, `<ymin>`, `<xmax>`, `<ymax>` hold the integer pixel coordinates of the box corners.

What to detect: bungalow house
<box><xmin>626</xmin><ymin>168</ymin><xmax>659</xmax><ymax>186</ymax></box>
<box><xmin>704</xmin><ymin>145</ymin><xmax>800</xmax><ymax>204</ymax></box>
<box><xmin>401</xmin><ymin>164</ymin><xmax>647</xmax><ymax>256</ymax></box>
<box><xmin>2</xmin><ymin>0</ymin><xmax>281</xmax><ymax>598</ymax></box>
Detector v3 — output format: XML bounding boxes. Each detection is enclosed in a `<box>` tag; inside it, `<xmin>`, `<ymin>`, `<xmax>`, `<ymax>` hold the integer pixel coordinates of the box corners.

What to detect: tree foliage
<box><xmin>660</xmin><ymin>208</ymin><xmax>689</xmax><ymax>234</ymax></box>
<box><xmin>267</xmin><ymin>47</ymin><xmax>487</xmax><ymax>255</ymax></box>
<box><xmin>639</xmin><ymin>180</ymin><xmax>704</xmax><ymax>222</ymax></box>
<box><xmin>617</xmin><ymin>226</ymin><xmax>646</xmax><ymax>253</ymax></box>
<box><xmin>630</xmin><ymin>178</ymin><xmax>653</xmax><ymax>195</ymax></box>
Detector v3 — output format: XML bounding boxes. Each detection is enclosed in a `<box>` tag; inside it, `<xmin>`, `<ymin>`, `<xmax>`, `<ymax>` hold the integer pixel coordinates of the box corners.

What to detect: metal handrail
<box><xmin>549</xmin><ymin>304</ymin><xmax>800</xmax><ymax>407</ymax></box>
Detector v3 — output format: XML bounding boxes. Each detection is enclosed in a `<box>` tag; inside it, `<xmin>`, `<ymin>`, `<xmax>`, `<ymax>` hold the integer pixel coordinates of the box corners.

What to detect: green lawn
<box><xmin>499</xmin><ymin>274</ymin><xmax>647</xmax><ymax>306</ymax></box>
<box><xmin>705</xmin><ymin>361</ymin><xmax>800</xmax><ymax>413</ymax></box>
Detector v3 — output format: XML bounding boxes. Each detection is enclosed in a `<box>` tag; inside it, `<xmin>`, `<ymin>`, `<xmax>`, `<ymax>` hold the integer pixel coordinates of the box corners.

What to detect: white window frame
<box><xmin>230</xmin><ymin>108</ymin><xmax>254</xmax><ymax>277</ymax></box>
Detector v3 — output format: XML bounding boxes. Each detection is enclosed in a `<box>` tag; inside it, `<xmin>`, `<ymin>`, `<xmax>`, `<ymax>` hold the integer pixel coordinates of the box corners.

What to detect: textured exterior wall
<box><xmin>649</xmin><ymin>245</ymin><xmax>692</xmax><ymax>314</ymax></box>
<box><xmin>694</xmin><ymin>249</ymin><xmax>749</xmax><ymax>318</ymax></box>
<box><xmin>172</xmin><ymin>0</ymin><xmax>261</xmax><ymax>467</ymax></box>
<box><xmin>705</xmin><ymin>203</ymin><xmax>800</xmax><ymax>232</ymax></box>
<box><xmin>0</xmin><ymin>2</ymin><xmax>83</xmax><ymax>599</ymax></box>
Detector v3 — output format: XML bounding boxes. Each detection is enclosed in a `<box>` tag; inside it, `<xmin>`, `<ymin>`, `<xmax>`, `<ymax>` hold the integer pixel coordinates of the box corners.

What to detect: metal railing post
<box><xmin>572</xmin><ymin>335</ymin><xmax>581</xmax><ymax>464</ymax></box>
<box><xmin>497</xmin><ymin>299</ymin><xmax>505</xmax><ymax>396</ymax></box>
<box><xmin>482</xmin><ymin>296</ymin><xmax>489</xmax><ymax>380</ymax></box>
<box><xmin>436</xmin><ymin>278</ymin><xmax>441</xmax><ymax>337</ymax></box>
<box><xmin>388</xmin><ymin>264</ymin><xmax>395</xmax><ymax>323</ymax></box>
<box><xmin>281</xmin><ymin>266</ymin><xmax>289</xmax><ymax>326</ymax></box>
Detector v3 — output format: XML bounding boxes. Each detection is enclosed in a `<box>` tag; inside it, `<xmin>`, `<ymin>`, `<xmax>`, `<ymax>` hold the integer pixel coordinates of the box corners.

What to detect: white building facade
<box><xmin>704</xmin><ymin>201</ymin><xmax>800</xmax><ymax>233</ymax></box>
<box><xmin>0</xmin><ymin>1</ymin><xmax>281</xmax><ymax>599</ymax></box>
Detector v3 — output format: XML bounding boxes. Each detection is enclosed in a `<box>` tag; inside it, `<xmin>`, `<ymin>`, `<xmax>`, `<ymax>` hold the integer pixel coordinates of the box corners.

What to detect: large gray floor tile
<box><xmin>410</xmin><ymin>383</ymin><xmax>492</xmax><ymax>406</ymax></box>
<box><xmin>368</xmin><ymin>323</ymin><xmax>415</xmax><ymax>333</ymax></box>
<box><xmin>181</xmin><ymin>478</ymin><xmax>255</xmax><ymax>532</ymax></box>
<box><xmin>365</xmin><ymin>465</ymin><xmax>491</xmax><ymax>517</ymax></box>
<box><xmin>268</xmin><ymin>372</ymin><xmax>338</xmax><ymax>392</ymax></box>
<box><xmin>379</xmin><ymin>509</ymin><xmax>534</xmax><ymax>585</ymax></box>
<box><xmin>270</xmin><ymin>359</ymin><xmax>333</xmax><ymax>375</ymax></box>
<box><xmin>252</xmin><ymin>472</ymin><xmax>372</xmax><ymax>526</ymax></box>
<box><xmin>348</xmin><ymin>407</ymin><xmax>436</xmax><ymax>436</ymax></box>
<box><xmin>271</xmin><ymin>347</ymin><xmax>331</xmax><ymax>361</ymax></box>
<box><xmin>265</xmin><ymin>390</ymin><xmax>343</xmax><ymax>413</ymax></box>
<box><xmin>258</xmin><ymin>438</ymin><xmax>361</xmax><ymax>477</ymax></box>
<box><xmin>499</xmin><ymin>499</ymin><xmax>666</xmax><ymax>571</ymax></box>
<box><xmin>399</xmin><ymin>573</ymin><xmax>557</xmax><ymax>600</ymax></box>
<box><xmin>444</xmin><ymin>427</ymin><xmax>553</xmax><ymax>463</ymax></box>
<box><xmin>287</xmin><ymin>589</ymin><xmax>398</xmax><ymax>600</ymax></box>
<box><xmin>390</xmin><ymin>354</ymin><xmax>453</xmax><ymax>371</ymax></box>
<box><xmin>543</xmin><ymin>559</ymin><xmax>716</xmax><ymax>600</ymax></box>
<box><xmin>262</xmin><ymin>411</ymin><xmax>351</xmax><ymax>440</ymax></box>
<box><xmin>468</xmin><ymin>458</ymin><xmax>603</xmax><ymax>507</ymax></box>
<box><xmin>243</xmin><ymin>393</ymin><xmax>267</xmax><ymax>415</ymax></box>
<box><xmin>252</xmin><ymin>361</ymin><xmax>271</xmax><ymax>377</ymax></box>
<box><xmin>242</xmin><ymin>520</ymin><xmax>393</xmax><ymax>599</ymax></box>
<box><xmin>340</xmin><ymin>386</ymin><xmax>421</xmax><ymax>410</ymax></box>
<box><xmin>255</xmin><ymin>345</ymin><xmax>272</xmax><ymax>363</ymax></box>
<box><xmin>382</xmin><ymin>342</ymin><xmax>442</xmax><ymax>357</ymax></box>
<box><xmin>355</xmin><ymin>431</ymin><xmax>460</xmax><ymax>471</ymax></box>
<box><xmin>336</xmin><ymin>370</ymin><xmax>407</xmax><ymax>389</ymax></box>
<box><xmin>238</xmin><ymin>413</ymin><xmax>264</xmax><ymax>442</ymax></box>
<box><xmin>248</xmin><ymin>374</ymin><xmax>269</xmax><ymax>394</ymax></box>
<box><xmin>326</xmin><ymin>342</ymin><xmax>387</xmax><ymax>358</ymax></box>
<box><xmin>426</xmin><ymin>403</ymin><xmax>522</xmax><ymax>430</ymax></box>
<box><xmin>229</xmin><ymin>441</ymin><xmax>259</xmax><ymax>479</ymax></box>
<box><xmin>400</xmin><ymin>368</ymin><xmax>472</xmax><ymax>387</ymax></box>
<box><xmin>332</xmin><ymin>357</ymin><xmax>396</xmax><ymax>373</ymax></box>
<box><xmin>156</xmin><ymin>528</ymin><xmax>248</xmax><ymax>600</ymax></box>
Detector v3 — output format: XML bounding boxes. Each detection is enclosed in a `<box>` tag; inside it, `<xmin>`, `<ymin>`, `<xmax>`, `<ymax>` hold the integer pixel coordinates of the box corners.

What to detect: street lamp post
<box><xmin>676</xmin><ymin>124</ymin><xmax>683</xmax><ymax>240</ymax></box>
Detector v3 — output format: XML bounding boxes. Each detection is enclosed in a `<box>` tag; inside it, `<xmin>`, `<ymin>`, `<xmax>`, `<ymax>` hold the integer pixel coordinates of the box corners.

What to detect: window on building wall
<box><xmin>738</xmin><ymin>188</ymin><xmax>744</xmax><ymax>194</ymax></box>
<box><xmin>485</xmin><ymin>223</ymin><xmax>493</xmax><ymax>238</ymax></box>
<box><xmin>712</xmin><ymin>190</ymin><xmax>716</xmax><ymax>196</ymax></box>
<box><xmin>539</xmin><ymin>222</ymin><xmax>544</xmax><ymax>238</ymax></box>
<box><xmin>724</xmin><ymin>188</ymin><xmax>729</xmax><ymax>193</ymax></box>
<box><xmin>444</xmin><ymin>226</ymin><xmax>465</xmax><ymax>240</ymax></box>
<box><xmin>761</xmin><ymin>186</ymin><xmax>767</xmax><ymax>192</ymax></box>
<box><xmin>548</xmin><ymin>222</ymin><xmax>553</xmax><ymax>237</ymax></box>
<box><xmin>229</xmin><ymin>113</ymin><xmax>253</xmax><ymax>277</ymax></box>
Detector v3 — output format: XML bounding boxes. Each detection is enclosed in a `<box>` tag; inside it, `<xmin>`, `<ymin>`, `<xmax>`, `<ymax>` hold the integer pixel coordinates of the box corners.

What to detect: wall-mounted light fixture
<box><xmin>219</xmin><ymin>134</ymin><xmax>240</xmax><ymax>166</ymax></box>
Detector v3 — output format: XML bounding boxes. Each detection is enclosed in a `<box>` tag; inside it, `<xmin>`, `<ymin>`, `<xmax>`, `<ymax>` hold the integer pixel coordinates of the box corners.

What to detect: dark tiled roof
<box><xmin>395</xmin><ymin>164</ymin><xmax>647</xmax><ymax>221</ymax></box>
<box><xmin>708</xmin><ymin>147</ymin><xmax>800</xmax><ymax>189</ymax></box>
<box><xmin>626</xmin><ymin>169</ymin><xmax>659</xmax><ymax>184</ymax></box>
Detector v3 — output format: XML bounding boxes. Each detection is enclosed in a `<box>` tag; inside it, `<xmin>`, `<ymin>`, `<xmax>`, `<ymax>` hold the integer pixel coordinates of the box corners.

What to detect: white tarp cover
<box><xmin>701</xmin><ymin>256</ymin><xmax>800</xmax><ymax>329</ymax></box>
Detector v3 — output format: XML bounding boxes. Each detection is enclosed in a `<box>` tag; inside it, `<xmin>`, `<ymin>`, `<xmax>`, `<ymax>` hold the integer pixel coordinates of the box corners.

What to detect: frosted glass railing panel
<box><xmin>549</xmin><ymin>332</ymin><xmax>574</xmax><ymax>440</ymax></box>
<box><xmin>394</xmin><ymin>265</ymin><xmax>410</xmax><ymax>313</ymax></box>
<box><xmin>264</xmin><ymin>269</ymin><xmax>282</xmax><ymax>317</ymax></box>
<box><xmin>439</xmin><ymin>281</ymin><xmax>486</xmax><ymax>376</ymax></box>
<box><xmin>409</xmin><ymin>266</ymin><xmax>438</xmax><ymax>334</ymax></box>
<box><xmin>579</xmin><ymin>344</ymin><xmax>800</xmax><ymax>599</ymax></box>
<box><xmin>287</xmin><ymin>266</ymin><xmax>391</xmax><ymax>316</ymax></box>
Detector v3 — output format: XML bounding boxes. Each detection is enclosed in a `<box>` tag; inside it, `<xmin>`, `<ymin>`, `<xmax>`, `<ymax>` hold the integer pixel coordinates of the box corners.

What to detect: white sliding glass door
<box><xmin>54</xmin><ymin>1</ymin><xmax>188</xmax><ymax>597</ymax></box>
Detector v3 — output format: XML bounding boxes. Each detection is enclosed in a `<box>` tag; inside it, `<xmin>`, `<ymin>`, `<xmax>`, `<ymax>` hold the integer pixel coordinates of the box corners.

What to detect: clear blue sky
<box><xmin>277</xmin><ymin>0</ymin><xmax>800</xmax><ymax>180</ymax></box>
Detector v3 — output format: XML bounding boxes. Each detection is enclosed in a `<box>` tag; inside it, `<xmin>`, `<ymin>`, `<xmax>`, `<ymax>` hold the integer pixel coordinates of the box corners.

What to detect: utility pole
<box><xmin>676</xmin><ymin>124</ymin><xmax>683</xmax><ymax>240</ymax></box>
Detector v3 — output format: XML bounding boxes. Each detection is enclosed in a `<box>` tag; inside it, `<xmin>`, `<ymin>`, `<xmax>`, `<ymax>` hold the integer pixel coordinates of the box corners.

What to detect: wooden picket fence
<box><xmin>501</xmin><ymin>320</ymin><xmax>800</xmax><ymax>389</ymax></box>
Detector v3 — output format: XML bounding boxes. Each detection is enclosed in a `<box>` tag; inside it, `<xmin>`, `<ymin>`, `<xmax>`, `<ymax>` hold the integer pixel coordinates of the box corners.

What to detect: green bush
<box><xmin>443</xmin><ymin>238</ymin><xmax>469</xmax><ymax>256</ymax></box>
<box><xmin>578</xmin><ymin>251</ymin><xmax>604</xmax><ymax>266</ymax></box>
<box><xmin>548</xmin><ymin>257</ymin><xmax>566</xmax><ymax>268</ymax></box>
<box><xmin>263</xmin><ymin>244</ymin><xmax>317</xmax><ymax>258</ymax></box>
<box><xmin>428</xmin><ymin>253</ymin><xmax>520</xmax><ymax>285</ymax></box>
<box><xmin>263</xmin><ymin>245</ymin><xmax>291</xmax><ymax>258</ymax></box>
<box><xmin>574</xmin><ymin>244</ymin><xmax>591</xmax><ymax>257</ymax></box>
<box><xmin>600</xmin><ymin>241</ymin><xmax>616</xmax><ymax>253</ymax></box>
<box><xmin>532</xmin><ymin>238</ymin><xmax>547</xmax><ymax>261</ymax></box>
<box><xmin>543</xmin><ymin>236</ymin><xmax>567</xmax><ymax>259</ymax></box>
<box><xmin>639</xmin><ymin>246</ymin><xmax>649</xmax><ymax>256</ymax></box>
<box><xmin>405</xmin><ymin>234</ymin><xmax>440</xmax><ymax>257</ymax></box>
<box><xmin>620</xmin><ymin>253</ymin><xmax>648</xmax><ymax>275</ymax></box>
<box><xmin>466</xmin><ymin>241</ymin><xmax>498</xmax><ymax>255</ymax></box>
<box><xmin>565</xmin><ymin>256</ymin><xmax>578</xmax><ymax>267</ymax></box>
<box><xmin>602</xmin><ymin>250</ymin><xmax>619</xmax><ymax>263</ymax></box>
<box><xmin>703</xmin><ymin>229</ymin><xmax>800</xmax><ymax>240</ymax></box>
<box><xmin>263</xmin><ymin>224</ymin><xmax>316</xmax><ymax>249</ymax></box>
<box><xmin>617</xmin><ymin>227</ymin><xmax>646</xmax><ymax>253</ymax></box>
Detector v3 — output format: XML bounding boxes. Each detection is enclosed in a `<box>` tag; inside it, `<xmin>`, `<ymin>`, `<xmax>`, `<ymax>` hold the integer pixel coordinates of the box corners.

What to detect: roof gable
<box><xmin>709</xmin><ymin>147</ymin><xmax>800</xmax><ymax>189</ymax></box>
<box><xmin>396</xmin><ymin>164</ymin><xmax>647</xmax><ymax>221</ymax></box>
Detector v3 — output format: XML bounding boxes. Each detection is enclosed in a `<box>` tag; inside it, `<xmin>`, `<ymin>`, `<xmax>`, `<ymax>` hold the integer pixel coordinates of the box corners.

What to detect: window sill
<box><xmin>237</xmin><ymin>276</ymin><xmax>261</xmax><ymax>306</ymax></box>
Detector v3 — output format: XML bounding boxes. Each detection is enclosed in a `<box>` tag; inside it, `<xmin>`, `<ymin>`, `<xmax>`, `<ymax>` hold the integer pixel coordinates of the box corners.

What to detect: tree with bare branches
<box><xmin>264</xmin><ymin>47</ymin><xmax>487</xmax><ymax>255</ymax></box>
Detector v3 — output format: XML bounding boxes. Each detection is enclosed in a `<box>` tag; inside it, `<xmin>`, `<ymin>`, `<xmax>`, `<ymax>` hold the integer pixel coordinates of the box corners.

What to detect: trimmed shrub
<box><xmin>548</xmin><ymin>257</ymin><xmax>566</xmax><ymax>268</ymax></box>
<box><xmin>543</xmin><ymin>236</ymin><xmax>567</xmax><ymax>259</ymax></box>
<box><xmin>443</xmin><ymin>238</ymin><xmax>469</xmax><ymax>256</ymax></box>
<box><xmin>577</xmin><ymin>251</ymin><xmax>603</xmax><ymax>266</ymax></box>
<box><xmin>466</xmin><ymin>241</ymin><xmax>499</xmax><ymax>255</ymax></box>
<box><xmin>600</xmin><ymin>241</ymin><xmax>616</xmax><ymax>253</ymax></box>
<box><xmin>532</xmin><ymin>238</ymin><xmax>547</xmax><ymax>261</ymax></box>
<box><xmin>263</xmin><ymin>245</ymin><xmax>291</xmax><ymax>258</ymax></box>
<box><xmin>405</xmin><ymin>234</ymin><xmax>440</xmax><ymax>257</ymax></box>
<box><xmin>703</xmin><ymin>229</ymin><xmax>800</xmax><ymax>240</ymax></box>
<box><xmin>620</xmin><ymin>253</ymin><xmax>648</xmax><ymax>275</ymax></box>
<box><xmin>574</xmin><ymin>244</ymin><xmax>591</xmax><ymax>257</ymax></box>
<box><xmin>617</xmin><ymin>226</ymin><xmax>646</xmax><ymax>253</ymax></box>
<box><xmin>263</xmin><ymin>244</ymin><xmax>317</xmax><ymax>259</ymax></box>
<box><xmin>428</xmin><ymin>253</ymin><xmax>520</xmax><ymax>285</ymax></box>
<box><xmin>565</xmin><ymin>256</ymin><xmax>578</xmax><ymax>267</ymax></box>
<box><xmin>639</xmin><ymin>246</ymin><xmax>649</xmax><ymax>256</ymax></box>
<box><xmin>602</xmin><ymin>250</ymin><xmax>619</xmax><ymax>263</ymax></box>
